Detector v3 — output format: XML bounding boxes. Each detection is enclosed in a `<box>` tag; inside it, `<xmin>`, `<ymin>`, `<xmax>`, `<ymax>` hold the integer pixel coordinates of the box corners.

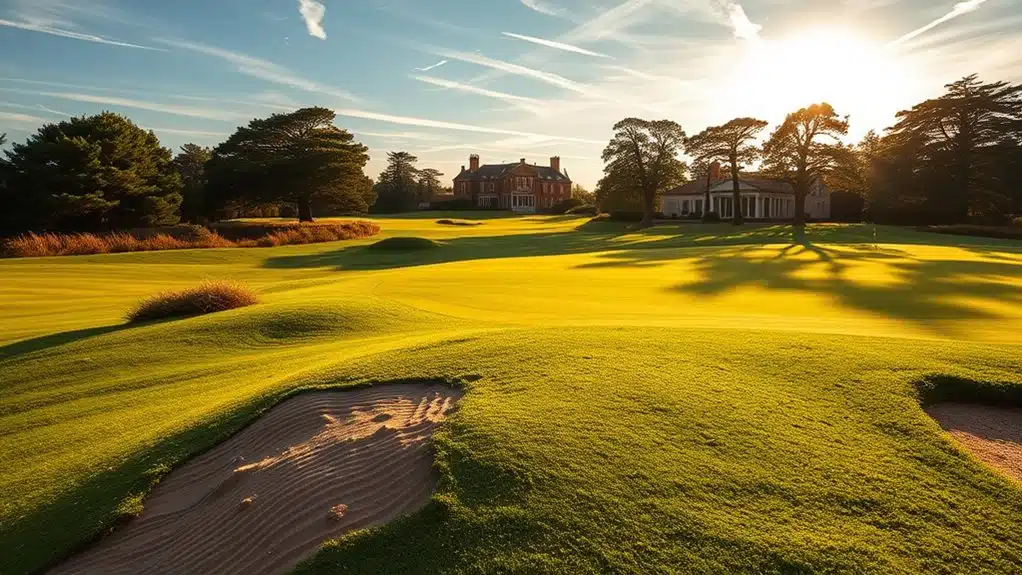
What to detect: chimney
<box><xmin>550</xmin><ymin>156</ymin><xmax>561</xmax><ymax>173</ymax></box>
<box><xmin>709</xmin><ymin>161</ymin><xmax>722</xmax><ymax>181</ymax></box>
<box><xmin>469</xmin><ymin>154</ymin><xmax>480</xmax><ymax>171</ymax></box>
<box><xmin>520</xmin><ymin>158</ymin><xmax>526</xmax><ymax>164</ymax></box>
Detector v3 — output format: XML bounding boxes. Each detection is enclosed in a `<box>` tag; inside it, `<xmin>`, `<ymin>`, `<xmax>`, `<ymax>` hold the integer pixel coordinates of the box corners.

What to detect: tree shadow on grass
<box><xmin>669</xmin><ymin>243</ymin><xmax>1022</xmax><ymax>330</ymax></box>
<box><xmin>261</xmin><ymin>222</ymin><xmax>850</xmax><ymax>272</ymax></box>
<box><xmin>0</xmin><ymin>324</ymin><xmax>128</xmax><ymax>361</ymax></box>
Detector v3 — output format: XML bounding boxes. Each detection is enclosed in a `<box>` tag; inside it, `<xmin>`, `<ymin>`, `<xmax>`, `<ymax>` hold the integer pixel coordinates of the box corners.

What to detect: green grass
<box><xmin>1</xmin><ymin>216</ymin><xmax>1021</xmax><ymax>574</ymax></box>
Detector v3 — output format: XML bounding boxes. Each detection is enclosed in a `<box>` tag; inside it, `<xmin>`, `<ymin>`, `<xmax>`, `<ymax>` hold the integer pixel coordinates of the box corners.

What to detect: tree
<box><xmin>416</xmin><ymin>168</ymin><xmax>444</xmax><ymax>206</ymax></box>
<box><xmin>601</xmin><ymin>118</ymin><xmax>687</xmax><ymax>226</ymax></box>
<box><xmin>884</xmin><ymin>75</ymin><xmax>1022</xmax><ymax>222</ymax></box>
<box><xmin>206</xmin><ymin>107</ymin><xmax>369</xmax><ymax>222</ymax></box>
<box><xmin>1</xmin><ymin>112</ymin><xmax>182</xmax><ymax>234</ymax></box>
<box><xmin>686</xmin><ymin>117</ymin><xmax>767</xmax><ymax>225</ymax></box>
<box><xmin>571</xmin><ymin>183</ymin><xmax>595</xmax><ymax>204</ymax></box>
<box><xmin>172</xmin><ymin>143</ymin><xmax>212</xmax><ymax>223</ymax></box>
<box><xmin>373</xmin><ymin>151</ymin><xmax>420</xmax><ymax>212</ymax></box>
<box><xmin>761</xmin><ymin>103</ymin><xmax>849</xmax><ymax>226</ymax></box>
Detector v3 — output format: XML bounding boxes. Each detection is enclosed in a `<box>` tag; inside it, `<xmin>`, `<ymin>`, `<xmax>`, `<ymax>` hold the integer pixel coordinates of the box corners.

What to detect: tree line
<box><xmin>597</xmin><ymin>74</ymin><xmax>1022</xmax><ymax>227</ymax></box>
<box><xmin>0</xmin><ymin>107</ymin><xmax>451</xmax><ymax>237</ymax></box>
<box><xmin>1</xmin><ymin>73</ymin><xmax>1018</xmax><ymax>235</ymax></box>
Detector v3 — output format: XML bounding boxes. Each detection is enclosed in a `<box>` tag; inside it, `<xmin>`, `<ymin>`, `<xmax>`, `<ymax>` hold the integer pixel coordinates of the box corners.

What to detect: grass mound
<box><xmin>366</xmin><ymin>237</ymin><xmax>440</xmax><ymax>251</ymax></box>
<box><xmin>1</xmin><ymin>221</ymin><xmax>380</xmax><ymax>258</ymax></box>
<box><xmin>436</xmin><ymin>219</ymin><xmax>483</xmax><ymax>227</ymax></box>
<box><xmin>126</xmin><ymin>281</ymin><xmax>258</xmax><ymax>323</ymax></box>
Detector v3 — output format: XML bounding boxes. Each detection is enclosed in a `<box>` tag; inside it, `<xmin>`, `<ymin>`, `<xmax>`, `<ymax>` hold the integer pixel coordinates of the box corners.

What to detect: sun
<box><xmin>721</xmin><ymin>27</ymin><xmax>919</xmax><ymax>139</ymax></box>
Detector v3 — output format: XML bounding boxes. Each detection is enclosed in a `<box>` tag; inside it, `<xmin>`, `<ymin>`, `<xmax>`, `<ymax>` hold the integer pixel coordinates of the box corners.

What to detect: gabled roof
<box><xmin>663</xmin><ymin>177</ymin><xmax>793</xmax><ymax>196</ymax></box>
<box><xmin>453</xmin><ymin>162</ymin><xmax>570</xmax><ymax>183</ymax></box>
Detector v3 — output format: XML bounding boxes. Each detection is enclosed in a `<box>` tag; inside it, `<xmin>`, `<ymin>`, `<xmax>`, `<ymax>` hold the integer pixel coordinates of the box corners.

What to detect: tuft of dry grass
<box><xmin>2</xmin><ymin>221</ymin><xmax>380</xmax><ymax>258</ymax></box>
<box><xmin>126</xmin><ymin>280</ymin><xmax>259</xmax><ymax>323</ymax></box>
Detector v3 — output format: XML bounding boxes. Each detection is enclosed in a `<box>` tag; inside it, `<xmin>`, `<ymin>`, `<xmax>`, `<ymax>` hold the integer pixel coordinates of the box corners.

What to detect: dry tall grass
<box><xmin>1</xmin><ymin>221</ymin><xmax>380</xmax><ymax>258</ymax></box>
<box><xmin>126</xmin><ymin>280</ymin><xmax>259</xmax><ymax>323</ymax></box>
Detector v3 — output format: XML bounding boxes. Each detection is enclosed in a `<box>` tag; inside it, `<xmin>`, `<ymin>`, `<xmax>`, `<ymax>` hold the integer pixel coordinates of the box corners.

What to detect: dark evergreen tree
<box><xmin>206</xmin><ymin>107</ymin><xmax>369</xmax><ymax>222</ymax></box>
<box><xmin>373</xmin><ymin>151</ymin><xmax>420</xmax><ymax>212</ymax></box>
<box><xmin>1</xmin><ymin>113</ymin><xmax>182</xmax><ymax>233</ymax></box>
<box><xmin>172</xmin><ymin>143</ymin><xmax>212</xmax><ymax>223</ymax></box>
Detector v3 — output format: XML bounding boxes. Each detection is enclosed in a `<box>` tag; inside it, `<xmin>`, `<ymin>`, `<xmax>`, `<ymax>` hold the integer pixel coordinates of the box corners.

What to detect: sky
<box><xmin>1</xmin><ymin>0</ymin><xmax>1020</xmax><ymax>190</ymax></box>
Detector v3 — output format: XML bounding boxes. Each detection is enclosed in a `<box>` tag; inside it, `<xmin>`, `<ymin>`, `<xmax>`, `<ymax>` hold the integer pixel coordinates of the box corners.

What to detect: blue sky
<box><xmin>1</xmin><ymin>0</ymin><xmax>1020</xmax><ymax>189</ymax></box>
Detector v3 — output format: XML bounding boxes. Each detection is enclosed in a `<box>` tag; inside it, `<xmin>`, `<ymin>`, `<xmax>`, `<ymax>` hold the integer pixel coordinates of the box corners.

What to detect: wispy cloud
<box><xmin>297</xmin><ymin>0</ymin><xmax>326</xmax><ymax>40</ymax></box>
<box><xmin>0</xmin><ymin>17</ymin><xmax>164</xmax><ymax>50</ymax></box>
<box><xmin>334</xmin><ymin>107</ymin><xmax>603</xmax><ymax>143</ymax></box>
<box><xmin>357</xmin><ymin>130</ymin><xmax>452</xmax><ymax>142</ymax></box>
<box><xmin>416</xmin><ymin>60</ymin><xmax>449</xmax><ymax>72</ymax></box>
<box><xmin>0</xmin><ymin>111</ymin><xmax>49</xmax><ymax>124</ymax></box>
<box><xmin>521</xmin><ymin>0</ymin><xmax>560</xmax><ymax>16</ymax></box>
<box><xmin>0</xmin><ymin>101</ymin><xmax>68</xmax><ymax>117</ymax></box>
<box><xmin>36</xmin><ymin>91</ymin><xmax>242</xmax><ymax>121</ymax></box>
<box><xmin>413</xmin><ymin>75</ymin><xmax>546</xmax><ymax>110</ymax></box>
<box><xmin>725</xmin><ymin>4</ymin><xmax>761</xmax><ymax>41</ymax></box>
<box><xmin>144</xmin><ymin>127</ymin><xmax>230</xmax><ymax>138</ymax></box>
<box><xmin>502</xmin><ymin>32</ymin><xmax>611</xmax><ymax>58</ymax></box>
<box><xmin>891</xmin><ymin>0</ymin><xmax>990</xmax><ymax>45</ymax></box>
<box><xmin>158</xmin><ymin>39</ymin><xmax>358</xmax><ymax>102</ymax></box>
<box><xmin>435</xmin><ymin>49</ymin><xmax>588</xmax><ymax>94</ymax></box>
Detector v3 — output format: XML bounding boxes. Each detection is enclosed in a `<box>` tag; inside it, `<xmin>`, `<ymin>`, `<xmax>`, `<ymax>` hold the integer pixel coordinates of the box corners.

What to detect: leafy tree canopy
<box><xmin>601</xmin><ymin>118</ymin><xmax>687</xmax><ymax>226</ymax></box>
<box><xmin>1</xmin><ymin>112</ymin><xmax>182</xmax><ymax>234</ymax></box>
<box><xmin>206</xmin><ymin>107</ymin><xmax>369</xmax><ymax>221</ymax></box>
<box><xmin>762</xmin><ymin>103</ymin><xmax>849</xmax><ymax>225</ymax></box>
<box><xmin>687</xmin><ymin>117</ymin><xmax>767</xmax><ymax>224</ymax></box>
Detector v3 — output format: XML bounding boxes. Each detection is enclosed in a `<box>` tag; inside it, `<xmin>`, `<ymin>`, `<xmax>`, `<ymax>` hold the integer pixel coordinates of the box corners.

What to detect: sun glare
<box><xmin>722</xmin><ymin>27</ymin><xmax>919</xmax><ymax>139</ymax></box>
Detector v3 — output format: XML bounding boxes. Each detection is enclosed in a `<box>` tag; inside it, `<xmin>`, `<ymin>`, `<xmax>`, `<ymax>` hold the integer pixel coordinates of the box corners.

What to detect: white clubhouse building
<box><xmin>660</xmin><ymin>164</ymin><xmax>831</xmax><ymax>220</ymax></box>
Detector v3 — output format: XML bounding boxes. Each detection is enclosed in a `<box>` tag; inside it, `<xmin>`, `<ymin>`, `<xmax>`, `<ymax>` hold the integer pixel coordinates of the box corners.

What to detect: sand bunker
<box><xmin>52</xmin><ymin>384</ymin><xmax>462</xmax><ymax>575</ymax></box>
<box><xmin>926</xmin><ymin>403</ymin><xmax>1022</xmax><ymax>482</ymax></box>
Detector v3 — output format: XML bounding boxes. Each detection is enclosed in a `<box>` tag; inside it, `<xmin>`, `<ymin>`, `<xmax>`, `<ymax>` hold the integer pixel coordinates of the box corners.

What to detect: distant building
<box><xmin>453</xmin><ymin>155</ymin><xmax>572</xmax><ymax>213</ymax></box>
<box><xmin>660</xmin><ymin>162</ymin><xmax>831</xmax><ymax>220</ymax></box>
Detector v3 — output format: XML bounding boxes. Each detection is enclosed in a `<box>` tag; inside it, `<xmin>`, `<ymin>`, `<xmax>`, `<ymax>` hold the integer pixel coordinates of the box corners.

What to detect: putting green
<box><xmin>1</xmin><ymin>216</ymin><xmax>1020</xmax><ymax>574</ymax></box>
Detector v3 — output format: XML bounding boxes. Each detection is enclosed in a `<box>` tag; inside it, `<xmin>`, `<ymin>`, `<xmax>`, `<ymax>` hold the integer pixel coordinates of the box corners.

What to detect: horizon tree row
<box><xmin>597</xmin><ymin>73</ymin><xmax>1022</xmax><ymax>227</ymax></box>
<box><xmin>1</xmin><ymin>72</ymin><xmax>1019</xmax><ymax>235</ymax></box>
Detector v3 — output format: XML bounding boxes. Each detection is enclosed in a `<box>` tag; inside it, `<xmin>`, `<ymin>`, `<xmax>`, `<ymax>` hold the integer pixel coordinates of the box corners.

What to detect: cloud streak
<box><xmin>334</xmin><ymin>107</ymin><xmax>603</xmax><ymax>143</ymax></box>
<box><xmin>298</xmin><ymin>0</ymin><xmax>326</xmax><ymax>39</ymax></box>
<box><xmin>415</xmin><ymin>60</ymin><xmax>448</xmax><ymax>72</ymax></box>
<box><xmin>521</xmin><ymin>0</ymin><xmax>560</xmax><ymax>16</ymax></box>
<box><xmin>414</xmin><ymin>75</ymin><xmax>546</xmax><ymax>108</ymax></box>
<box><xmin>158</xmin><ymin>39</ymin><xmax>358</xmax><ymax>102</ymax></box>
<box><xmin>891</xmin><ymin>0</ymin><xmax>989</xmax><ymax>45</ymax></box>
<box><xmin>0</xmin><ymin>17</ymin><xmax>164</xmax><ymax>50</ymax></box>
<box><xmin>436</xmin><ymin>49</ymin><xmax>588</xmax><ymax>94</ymax></box>
<box><xmin>502</xmin><ymin>32</ymin><xmax>611</xmax><ymax>58</ymax></box>
<box><xmin>36</xmin><ymin>91</ymin><xmax>242</xmax><ymax>121</ymax></box>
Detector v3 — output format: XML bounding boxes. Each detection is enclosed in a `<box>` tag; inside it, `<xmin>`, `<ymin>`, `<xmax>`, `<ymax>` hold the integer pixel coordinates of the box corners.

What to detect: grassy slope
<box><xmin>1</xmin><ymin>215</ymin><xmax>1021</xmax><ymax>574</ymax></box>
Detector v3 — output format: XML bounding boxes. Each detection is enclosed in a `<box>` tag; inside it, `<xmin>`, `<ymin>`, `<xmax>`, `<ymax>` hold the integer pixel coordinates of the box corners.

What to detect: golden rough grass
<box><xmin>2</xmin><ymin>221</ymin><xmax>380</xmax><ymax>258</ymax></box>
<box><xmin>126</xmin><ymin>280</ymin><xmax>259</xmax><ymax>323</ymax></box>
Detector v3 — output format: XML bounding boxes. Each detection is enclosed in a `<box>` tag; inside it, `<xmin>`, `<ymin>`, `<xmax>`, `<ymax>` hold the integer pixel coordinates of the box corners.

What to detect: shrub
<box><xmin>701</xmin><ymin>211</ymin><xmax>721</xmax><ymax>223</ymax></box>
<box><xmin>609</xmin><ymin>211</ymin><xmax>645</xmax><ymax>222</ymax></box>
<box><xmin>922</xmin><ymin>225</ymin><xmax>1022</xmax><ymax>240</ymax></box>
<box><xmin>567</xmin><ymin>205</ymin><xmax>598</xmax><ymax>217</ymax></box>
<box><xmin>366</xmin><ymin>237</ymin><xmax>440</xmax><ymax>251</ymax></box>
<box><xmin>436</xmin><ymin>219</ymin><xmax>482</xmax><ymax>227</ymax></box>
<box><xmin>1</xmin><ymin>221</ymin><xmax>379</xmax><ymax>257</ymax></box>
<box><xmin>550</xmin><ymin>198</ymin><xmax>583</xmax><ymax>214</ymax></box>
<box><xmin>127</xmin><ymin>280</ymin><xmax>258</xmax><ymax>323</ymax></box>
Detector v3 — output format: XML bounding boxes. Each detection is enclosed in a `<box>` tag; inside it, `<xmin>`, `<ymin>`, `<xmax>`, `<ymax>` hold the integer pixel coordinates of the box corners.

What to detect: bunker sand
<box><xmin>52</xmin><ymin>384</ymin><xmax>462</xmax><ymax>575</ymax></box>
<box><xmin>926</xmin><ymin>403</ymin><xmax>1022</xmax><ymax>483</ymax></box>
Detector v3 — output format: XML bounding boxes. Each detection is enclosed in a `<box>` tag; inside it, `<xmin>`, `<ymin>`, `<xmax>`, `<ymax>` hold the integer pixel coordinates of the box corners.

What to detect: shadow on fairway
<box><xmin>0</xmin><ymin>324</ymin><xmax>128</xmax><ymax>361</ymax></box>
<box><xmin>262</xmin><ymin>222</ymin><xmax>832</xmax><ymax>271</ymax></box>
